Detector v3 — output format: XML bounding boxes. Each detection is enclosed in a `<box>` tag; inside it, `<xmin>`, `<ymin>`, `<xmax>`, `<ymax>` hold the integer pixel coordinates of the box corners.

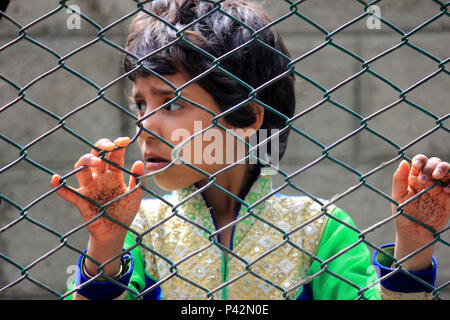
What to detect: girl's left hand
<box><xmin>391</xmin><ymin>155</ymin><xmax>449</xmax><ymax>269</ymax></box>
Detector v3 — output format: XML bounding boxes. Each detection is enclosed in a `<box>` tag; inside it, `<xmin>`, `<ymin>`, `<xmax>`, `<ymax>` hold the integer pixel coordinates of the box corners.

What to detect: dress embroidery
<box><xmin>131</xmin><ymin>173</ymin><xmax>332</xmax><ymax>300</ymax></box>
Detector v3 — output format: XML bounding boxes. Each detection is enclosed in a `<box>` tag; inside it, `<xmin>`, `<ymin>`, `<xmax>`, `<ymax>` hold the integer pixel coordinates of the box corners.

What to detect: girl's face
<box><xmin>132</xmin><ymin>72</ymin><xmax>240</xmax><ymax>191</ymax></box>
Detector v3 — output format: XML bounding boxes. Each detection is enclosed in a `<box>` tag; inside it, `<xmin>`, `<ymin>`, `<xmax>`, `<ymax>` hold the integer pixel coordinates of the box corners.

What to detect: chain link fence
<box><xmin>0</xmin><ymin>0</ymin><xmax>449</xmax><ymax>299</ymax></box>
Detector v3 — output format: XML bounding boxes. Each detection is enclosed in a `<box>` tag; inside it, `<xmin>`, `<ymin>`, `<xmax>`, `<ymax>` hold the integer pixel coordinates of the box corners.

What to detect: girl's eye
<box><xmin>129</xmin><ymin>100</ymin><xmax>183</xmax><ymax>115</ymax></box>
<box><xmin>164</xmin><ymin>102</ymin><xmax>183</xmax><ymax>112</ymax></box>
<box><xmin>130</xmin><ymin>102</ymin><xmax>146</xmax><ymax>114</ymax></box>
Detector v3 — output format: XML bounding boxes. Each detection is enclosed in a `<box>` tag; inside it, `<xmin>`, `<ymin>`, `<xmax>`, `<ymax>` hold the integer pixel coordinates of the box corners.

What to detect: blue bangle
<box><xmin>372</xmin><ymin>243</ymin><xmax>437</xmax><ymax>293</ymax></box>
<box><xmin>74</xmin><ymin>249</ymin><xmax>134</xmax><ymax>300</ymax></box>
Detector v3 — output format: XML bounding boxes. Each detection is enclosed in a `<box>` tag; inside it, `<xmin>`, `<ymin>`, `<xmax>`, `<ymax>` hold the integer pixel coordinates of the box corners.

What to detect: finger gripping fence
<box><xmin>0</xmin><ymin>0</ymin><xmax>449</xmax><ymax>300</ymax></box>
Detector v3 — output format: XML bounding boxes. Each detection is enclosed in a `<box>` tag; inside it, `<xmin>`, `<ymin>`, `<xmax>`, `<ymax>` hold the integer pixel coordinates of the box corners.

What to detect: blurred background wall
<box><xmin>0</xmin><ymin>0</ymin><xmax>448</xmax><ymax>299</ymax></box>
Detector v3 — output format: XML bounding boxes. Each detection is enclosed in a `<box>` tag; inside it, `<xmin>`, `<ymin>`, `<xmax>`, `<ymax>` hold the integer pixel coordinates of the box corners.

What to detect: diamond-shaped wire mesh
<box><xmin>0</xmin><ymin>0</ymin><xmax>449</xmax><ymax>300</ymax></box>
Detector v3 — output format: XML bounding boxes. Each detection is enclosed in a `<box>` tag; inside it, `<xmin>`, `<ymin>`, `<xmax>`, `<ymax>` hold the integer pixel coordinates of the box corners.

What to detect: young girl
<box><xmin>51</xmin><ymin>0</ymin><xmax>449</xmax><ymax>300</ymax></box>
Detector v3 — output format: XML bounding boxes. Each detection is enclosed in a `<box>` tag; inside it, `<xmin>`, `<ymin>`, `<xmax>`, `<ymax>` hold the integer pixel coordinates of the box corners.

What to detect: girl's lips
<box><xmin>146</xmin><ymin>159</ymin><xmax>170</xmax><ymax>171</ymax></box>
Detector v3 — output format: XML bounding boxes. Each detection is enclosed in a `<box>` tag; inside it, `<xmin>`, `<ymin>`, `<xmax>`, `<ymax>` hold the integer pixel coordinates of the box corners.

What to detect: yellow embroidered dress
<box><xmin>131</xmin><ymin>171</ymin><xmax>338</xmax><ymax>300</ymax></box>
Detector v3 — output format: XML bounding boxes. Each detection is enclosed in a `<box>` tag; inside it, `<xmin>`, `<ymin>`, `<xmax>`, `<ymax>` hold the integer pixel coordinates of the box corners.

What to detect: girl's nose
<box><xmin>138</xmin><ymin>109</ymin><xmax>162</xmax><ymax>140</ymax></box>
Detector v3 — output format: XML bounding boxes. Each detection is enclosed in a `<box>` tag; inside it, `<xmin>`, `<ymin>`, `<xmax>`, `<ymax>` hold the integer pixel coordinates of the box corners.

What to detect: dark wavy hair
<box><xmin>123</xmin><ymin>0</ymin><xmax>295</xmax><ymax>165</ymax></box>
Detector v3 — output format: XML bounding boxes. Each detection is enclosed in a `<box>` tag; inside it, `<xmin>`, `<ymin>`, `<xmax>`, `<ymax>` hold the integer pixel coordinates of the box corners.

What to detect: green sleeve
<box><xmin>122</xmin><ymin>231</ymin><xmax>150</xmax><ymax>299</ymax></box>
<box><xmin>307</xmin><ymin>207</ymin><xmax>381</xmax><ymax>300</ymax></box>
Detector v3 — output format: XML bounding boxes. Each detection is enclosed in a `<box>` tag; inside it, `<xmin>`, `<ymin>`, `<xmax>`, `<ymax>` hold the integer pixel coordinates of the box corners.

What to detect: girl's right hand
<box><xmin>51</xmin><ymin>137</ymin><xmax>145</xmax><ymax>254</ymax></box>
